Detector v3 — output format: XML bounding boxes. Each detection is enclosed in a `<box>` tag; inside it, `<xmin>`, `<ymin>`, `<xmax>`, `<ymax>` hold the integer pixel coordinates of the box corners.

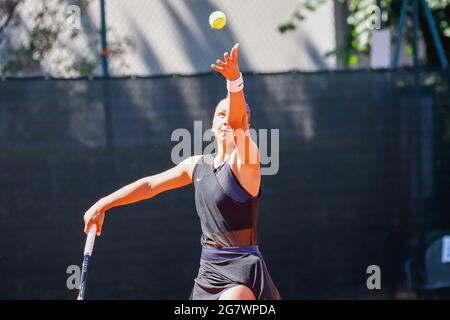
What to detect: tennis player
<box><xmin>83</xmin><ymin>43</ymin><xmax>281</xmax><ymax>300</ymax></box>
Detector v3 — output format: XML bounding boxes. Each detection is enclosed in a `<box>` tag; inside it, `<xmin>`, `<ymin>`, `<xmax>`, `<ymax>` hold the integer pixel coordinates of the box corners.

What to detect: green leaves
<box><xmin>278</xmin><ymin>22</ymin><xmax>296</xmax><ymax>33</ymax></box>
<box><xmin>348</xmin><ymin>54</ymin><xmax>359</xmax><ymax>66</ymax></box>
<box><xmin>277</xmin><ymin>0</ymin><xmax>328</xmax><ymax>34</ymax></box>
<box><xmin>0</xmin><ymin>0</ymin><xmax>135</xmax><ymax>77</ymax></box>
<box><xmin>278</xmin><ymin>0</ymin><xmax>450</xmax><ymax>67</ymax></box>
<box><xmin>293</xmin><ymin>9</ymin><xmax>305</xmax><ymax>21</ymax></box>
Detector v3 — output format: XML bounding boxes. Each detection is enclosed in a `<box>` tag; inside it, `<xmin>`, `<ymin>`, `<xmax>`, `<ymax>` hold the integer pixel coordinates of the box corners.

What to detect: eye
<box><xmin>218</xmin><ymin>111</ymin><xmax>226</xmax><ymax>117</ymax></box>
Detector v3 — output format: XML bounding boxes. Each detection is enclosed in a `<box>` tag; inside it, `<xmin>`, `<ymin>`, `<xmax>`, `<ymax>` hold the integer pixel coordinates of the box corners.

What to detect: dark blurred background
<box><xmin>1</xmin><ymin>69</ymin><xmax>450</xmax><ymax>299</ymax></box>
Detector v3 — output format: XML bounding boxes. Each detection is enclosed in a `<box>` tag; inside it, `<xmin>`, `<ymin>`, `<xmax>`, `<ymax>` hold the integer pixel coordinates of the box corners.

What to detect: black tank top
<box><xmin>192</xmin><ymin>154</ymin><xmax>261</xmax><ymax>248</ymax></box>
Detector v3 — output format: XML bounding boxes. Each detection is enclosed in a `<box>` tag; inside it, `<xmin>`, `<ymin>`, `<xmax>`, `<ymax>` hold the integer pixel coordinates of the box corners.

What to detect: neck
<box><xmin>216</xmin><ymin>142</ymin><xmax>234</xmax><ymax>163</ymax></box>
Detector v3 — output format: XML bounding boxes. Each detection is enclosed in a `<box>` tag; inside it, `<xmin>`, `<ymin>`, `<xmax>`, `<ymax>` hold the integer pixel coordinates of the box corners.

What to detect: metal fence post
<box><xmin>100</xmin><ymin>0</ymin><xmax>109</xmax><ymax>77</ymax></box>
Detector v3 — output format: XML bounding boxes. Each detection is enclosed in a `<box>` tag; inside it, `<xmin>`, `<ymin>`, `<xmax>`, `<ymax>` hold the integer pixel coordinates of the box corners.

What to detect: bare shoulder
<box><xmin>180</xmin><ymin>154</ymin><xmax>203</xmax><ymax>180</ymax></box>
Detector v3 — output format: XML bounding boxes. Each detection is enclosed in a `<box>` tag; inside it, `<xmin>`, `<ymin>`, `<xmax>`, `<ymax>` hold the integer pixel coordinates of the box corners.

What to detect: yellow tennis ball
<box><xmin>209</xmin><ymin>11</ymin><xmax>227</xmax><ymax>29</ymax></box>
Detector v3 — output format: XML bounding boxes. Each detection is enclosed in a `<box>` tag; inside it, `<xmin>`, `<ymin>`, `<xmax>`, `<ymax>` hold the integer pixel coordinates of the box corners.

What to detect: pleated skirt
<box><xmin>190</xmin><ymin>245</ymin><xmax>281</xmax><ymax>300</ymax></box>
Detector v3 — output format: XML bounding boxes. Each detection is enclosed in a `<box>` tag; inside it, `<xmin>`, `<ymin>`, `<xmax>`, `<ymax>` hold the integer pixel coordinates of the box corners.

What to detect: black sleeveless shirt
<box><xmin>192</xmin><ymin>154</ymin><xmax>261</xmax><ymax>248</ymax></box>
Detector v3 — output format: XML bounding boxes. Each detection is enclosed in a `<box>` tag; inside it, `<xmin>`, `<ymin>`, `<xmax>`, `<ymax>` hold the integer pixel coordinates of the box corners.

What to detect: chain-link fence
<box><xmin>0</xmin><ymin>0</ymin><xmax>337</xmax><ymax>77</ymax></box>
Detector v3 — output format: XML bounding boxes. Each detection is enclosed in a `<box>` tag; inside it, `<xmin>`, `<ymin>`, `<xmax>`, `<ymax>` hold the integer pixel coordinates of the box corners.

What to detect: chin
<box><xmin>216</xmin><ymin>134</ymin><xmax>234</xmax><ymax>145</ymax></box>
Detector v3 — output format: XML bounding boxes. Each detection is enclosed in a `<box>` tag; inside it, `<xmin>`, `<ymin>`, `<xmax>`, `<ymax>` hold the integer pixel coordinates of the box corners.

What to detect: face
<box><xmin>212</xmin><ymin>99</ymin><xmax>234</xmax><ymax>145</ymax></box>
<box><xmin>212</xmin><ymin>99</ymin><xmax>251</xmax><ymax>146</ymax></box>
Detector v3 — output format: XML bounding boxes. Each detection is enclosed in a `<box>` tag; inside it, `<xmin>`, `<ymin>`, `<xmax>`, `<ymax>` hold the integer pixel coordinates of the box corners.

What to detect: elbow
<box><xmin>228</xmin><ymin>113</ymin><xmax>247</xmax><ymax>130</ymax></box>
<box><xmin>229</xmin><ymin>119</ymin><xmax>242</xmax><ymax>130</ymax></box>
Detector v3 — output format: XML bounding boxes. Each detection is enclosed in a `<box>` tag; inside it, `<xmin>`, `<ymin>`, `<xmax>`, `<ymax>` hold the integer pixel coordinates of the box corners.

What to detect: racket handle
<box><xmin>77</xmin><ymin>255</ymin><xmax>91</xmax><ymax>300</ymax></box>
<box><xmin>77</xmin><ymin>224</ymin><xmax>97</xmax><ymax>300</ymax></box>
<box><xmin>84</xmin><ymin>224</ymin><xmax>97</xmax><ymax>256</ymax></box>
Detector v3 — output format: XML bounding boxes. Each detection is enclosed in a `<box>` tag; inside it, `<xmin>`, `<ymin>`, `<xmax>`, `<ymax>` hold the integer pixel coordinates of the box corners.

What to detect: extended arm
<box><xmin>83</xmin><ymin>155</ymin><xmax>201</xmax><ymax>235</ymax></box>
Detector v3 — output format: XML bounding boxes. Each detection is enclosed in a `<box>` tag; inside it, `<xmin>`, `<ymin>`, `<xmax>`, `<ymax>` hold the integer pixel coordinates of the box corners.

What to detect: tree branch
<box><xmin>0</xmin><ymin>0</ymin><xmax>22</xmax><ymax>39</ymax></box>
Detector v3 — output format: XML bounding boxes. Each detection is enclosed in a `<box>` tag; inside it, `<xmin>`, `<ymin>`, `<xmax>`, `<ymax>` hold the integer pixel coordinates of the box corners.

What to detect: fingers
<box><xmin>83</xmin><ymin>212</ymin><xmax>103</xmax><ymax>236</ymax></box>
<box><xmin>231</xmin><ymin>43</ymin><xmax>239</xmax><ymax>60</ymax></box>
<box><xmin>216</xmin><ymin>59</ymin><xmax>225</xmax><ymax>67</ymax></box>
<box><xmin>212</xmin><ymin>44</ymin><xmax>240</xmax><ymax>78</ymax></box>
<box><xmin>84</xmin><ymin>220</ymin><xmax>101</xmax><ymax>236</ymax></box>
<box><xmin>97</xmin><ymin>213</ymin><xmax>105</xmax><ymax>236</ymax></box>
<box><xmin>84</xmin><ymin>220</ymin><xmax>92</xmax><ymax>235</ymax></box>
<box><xmin>211</xmin><ymin>64</ymin><xmax>224</xmax><ymax>73</ymax></box>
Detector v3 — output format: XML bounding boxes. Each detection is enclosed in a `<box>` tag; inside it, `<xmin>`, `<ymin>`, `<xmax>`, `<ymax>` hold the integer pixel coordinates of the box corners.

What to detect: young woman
<box><xmin>83</xmin><ymin>43</ymin><xmax>281</xmax><ymax>300</ymax></box>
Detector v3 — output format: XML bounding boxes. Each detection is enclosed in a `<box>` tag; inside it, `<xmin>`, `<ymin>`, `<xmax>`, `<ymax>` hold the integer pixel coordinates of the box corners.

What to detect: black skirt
<box><xmin>190</xmin><ymin>245</ymin><xmax>281</xmax><ymax>300</ymax></box>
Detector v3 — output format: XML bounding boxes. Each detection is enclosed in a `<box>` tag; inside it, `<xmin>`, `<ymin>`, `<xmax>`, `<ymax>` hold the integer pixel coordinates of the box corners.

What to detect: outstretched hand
<box><xmin>211</xmin><ymin>43</ymin><xmax>241</xmax><ymax>81</ymax></box>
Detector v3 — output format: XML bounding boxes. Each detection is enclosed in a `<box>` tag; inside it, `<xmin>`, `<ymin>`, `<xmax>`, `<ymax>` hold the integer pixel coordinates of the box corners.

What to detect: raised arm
<box><xmin>83</xmin><ymin>155</ymin><xmax>202</xmax><ymax>235</ymax></box>
<box><xmin>211</xmin><ymin>43</ymin><xmax>260</xmax><ymax>196</ymax></box>
<box><xmin>211</xmin><ymin>43</ymin><xmax>260</xmax><ymax>167</ymax></box>
<box><xmin>211</xmin><ymin>43</ymin><xmax>247</xmax><ymax>129</ymax></box>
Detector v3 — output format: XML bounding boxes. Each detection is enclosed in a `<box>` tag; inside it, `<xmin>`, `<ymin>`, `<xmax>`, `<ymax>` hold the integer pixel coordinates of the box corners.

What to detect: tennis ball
<box><xmin>209</xmin><ymin>11</ymin><xmax>227</xmax><ymax>29</ymax></box>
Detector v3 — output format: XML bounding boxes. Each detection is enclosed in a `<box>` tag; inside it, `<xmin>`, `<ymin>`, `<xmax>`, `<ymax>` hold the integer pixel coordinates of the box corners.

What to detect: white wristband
<box><xmin>227</xmin><ymin>73</ymin><xmax>244</xmax><ymax>93</ymax></box>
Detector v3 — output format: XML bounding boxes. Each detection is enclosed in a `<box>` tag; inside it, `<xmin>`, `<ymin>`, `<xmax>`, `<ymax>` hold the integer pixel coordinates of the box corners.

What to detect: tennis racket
<box><xmin>77</xmin><ymin>224</ymin><xmax>97</xmax><ymax>300</ymax></box>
